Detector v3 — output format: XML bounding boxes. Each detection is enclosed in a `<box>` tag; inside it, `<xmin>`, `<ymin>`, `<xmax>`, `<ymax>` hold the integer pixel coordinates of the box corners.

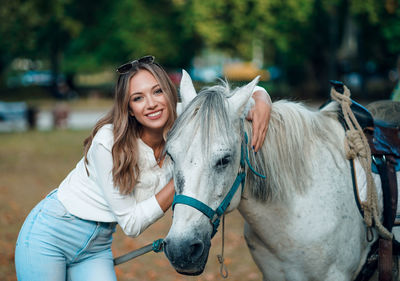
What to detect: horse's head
<box><xmin>163</xmin><ymin>70</ymin><xmax>259</xmax><ymax>275</ymax></box>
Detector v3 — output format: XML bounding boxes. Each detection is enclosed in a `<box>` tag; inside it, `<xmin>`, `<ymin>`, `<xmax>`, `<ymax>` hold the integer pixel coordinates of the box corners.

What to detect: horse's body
<box><xmin>239</xmin><ymin>108</ymin><xmax>369</xmax><ymax>280</ymax></box>
<box><xmin>163</xmin><ymin>72</ymin><xmax>382</xmax><ymax>280</ymax></box>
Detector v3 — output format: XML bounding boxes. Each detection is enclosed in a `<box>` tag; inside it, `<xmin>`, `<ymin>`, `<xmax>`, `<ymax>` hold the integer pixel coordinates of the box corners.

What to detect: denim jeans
<box><xmin>15</xmin><ymin>189</ymin><xmax>117</xmax><ymax>281</ymax></box>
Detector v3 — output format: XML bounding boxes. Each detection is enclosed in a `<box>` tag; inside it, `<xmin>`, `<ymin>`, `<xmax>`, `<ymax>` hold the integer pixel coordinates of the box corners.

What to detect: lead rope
<box><xmin>330</xmin><ymin>86</ymin><xmax>392</xmax><ymax>240</ymax></box>
<box><xmin>217</xmin><ymin>214</ymin><xmax>228</xmax><ymax>278</ymax></box>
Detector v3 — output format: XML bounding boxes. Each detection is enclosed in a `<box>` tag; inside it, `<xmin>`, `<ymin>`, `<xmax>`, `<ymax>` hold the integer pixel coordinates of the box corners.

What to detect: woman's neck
<box><xmin>140</xmin><ymin>129</ymin><xmax>164</xmax><ymax>150</ymax></box>
<box><xmin>140</xmin><ymin>129</ymin><xmax>165</xmax><ymax>166</ymax></box>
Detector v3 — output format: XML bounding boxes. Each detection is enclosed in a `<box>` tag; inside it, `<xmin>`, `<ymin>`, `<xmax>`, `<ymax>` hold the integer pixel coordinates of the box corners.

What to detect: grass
<box><xmin>0</xmin><ymin>129</ymin><xmax>260</xmax><ymax>281</ymax></box>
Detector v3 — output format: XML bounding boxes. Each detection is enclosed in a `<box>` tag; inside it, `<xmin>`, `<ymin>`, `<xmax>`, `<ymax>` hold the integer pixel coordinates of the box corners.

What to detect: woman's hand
<box><xmin>246</xmin><ymin>88</ymin><xmax>272</xmax><ymax>152</ymax></box>
<box><xmin>155</xmin><ymin>179</ymin><xmax>175</xmax><ymax>212</ymax></box>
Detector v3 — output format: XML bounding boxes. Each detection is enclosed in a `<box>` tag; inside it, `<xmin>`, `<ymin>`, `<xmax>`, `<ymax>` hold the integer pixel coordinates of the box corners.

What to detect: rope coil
<box><xmin>331</xmin><ymin>86</ymin><xmax>392</xmax><ymax>240</ymax></box>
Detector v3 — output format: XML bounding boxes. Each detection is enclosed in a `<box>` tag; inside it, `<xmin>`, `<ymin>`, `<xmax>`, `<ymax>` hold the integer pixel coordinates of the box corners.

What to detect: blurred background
<box><xmin>1</xmin><ymin>0</ymin><xmax>400</xmax><ymax>280</ymax></box>
<box><xmin>1</xmin><ymin>0</ymin><xmax>400</xmax><ymax>131</ymax></box>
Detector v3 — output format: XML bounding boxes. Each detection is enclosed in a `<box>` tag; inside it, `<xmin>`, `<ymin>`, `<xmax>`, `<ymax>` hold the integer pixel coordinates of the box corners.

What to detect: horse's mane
<box><xmin>245</xmin><ymin>100</ymin><xmax>344</xmax><ymax>202</ymax></box>
<box><xmin>167</xmin><ymin>83</ymin><xmax>344</xmax><ymax>202</ymax></box>
<box><xmin>167</xmin><ymin>82</ymin><xmax>239</xmax><ymax>155</ymax></box>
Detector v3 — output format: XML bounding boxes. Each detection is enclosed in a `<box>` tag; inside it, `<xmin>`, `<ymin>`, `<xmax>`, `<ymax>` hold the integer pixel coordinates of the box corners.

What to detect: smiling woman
<box><xmin>14</xmin><ymin>56</ymin><xmax>178</xmax><ymax>281</ymax></box>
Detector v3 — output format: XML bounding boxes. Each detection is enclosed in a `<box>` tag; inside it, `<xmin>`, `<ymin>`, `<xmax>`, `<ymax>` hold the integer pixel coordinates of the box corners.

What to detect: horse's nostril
<box><xmin>189</xmin><ymin>240</ymin><xmax>204</xmax><ymax>261</ymax></box>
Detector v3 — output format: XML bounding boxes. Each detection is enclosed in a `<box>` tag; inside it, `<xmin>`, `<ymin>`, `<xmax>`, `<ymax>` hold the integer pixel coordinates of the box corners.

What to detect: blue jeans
<box><xmin>15</xmin><ymin>189</ymin><xmax>117</xmax><ymax>281</ymax></box>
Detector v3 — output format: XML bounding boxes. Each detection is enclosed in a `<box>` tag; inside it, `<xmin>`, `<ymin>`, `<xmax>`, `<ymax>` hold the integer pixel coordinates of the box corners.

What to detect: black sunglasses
<box><xmin>116</xmin><ymin>55</ymin><xmax>155</xmax><ymax>74</ymax></box>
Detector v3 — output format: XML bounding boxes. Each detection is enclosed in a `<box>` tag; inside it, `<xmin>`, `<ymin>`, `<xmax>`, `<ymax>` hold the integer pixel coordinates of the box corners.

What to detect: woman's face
<box><xmin>128</xmin><ymin>70</ymin><xmax>170</xmax><ymax>134</ymax></box>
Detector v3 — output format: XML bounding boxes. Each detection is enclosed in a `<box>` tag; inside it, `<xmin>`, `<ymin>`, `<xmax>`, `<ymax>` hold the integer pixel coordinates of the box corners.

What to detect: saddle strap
<box><xmin>375</xmin><ymin>155</ymin><xmax>398</xmax><ymax>232</ymax></box>
<box><xmin>375</xmin><ymin>155</ymin><xmax>398</xmax><ymax>281</ymax></box>
<box><xmin>387</xmin><ymin>156</ymin><xmax>398</xmax><ymax>230</ymax></box>
<box><xmin>379</xmin><ymin>238</ymin><xmax>393</xmax><ymax>281</ymax></box>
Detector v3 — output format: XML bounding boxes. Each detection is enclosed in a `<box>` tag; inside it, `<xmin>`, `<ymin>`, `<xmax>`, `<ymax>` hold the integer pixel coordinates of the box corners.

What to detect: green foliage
<box><xmin>0</xmin><ymin>0</ymin><xmax>81</xmax><ymax>58</ymax></box>
<box><xmin>0</xmin><ymin>0</ymin><xmax>399</xmax><ymax>92</ymax></box>
<box><xmin>60</xmin><ymin>0</ymin><xmax>198</xmax><ymax>71</ymax></box>
<box><xmin>0</xmin><ymin>0</ymin><xmax>198</xmax><ymax>77</ymax></box>
<box><xmin>175</xmin><ymin>0</ymin><xmax>317</xmax><ymax>61</ymax></box>
<box><xmin>380</xmin><ymin>4</ymin><xmax>400</xmax><ymax>55</ymax></box>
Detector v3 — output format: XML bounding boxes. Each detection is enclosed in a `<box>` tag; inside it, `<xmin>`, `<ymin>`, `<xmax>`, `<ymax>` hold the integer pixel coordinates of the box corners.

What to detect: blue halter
<box><xmin>172</xmin><ymin>132</ymin><xmax>266</xmax><ymax>238</ymax></box>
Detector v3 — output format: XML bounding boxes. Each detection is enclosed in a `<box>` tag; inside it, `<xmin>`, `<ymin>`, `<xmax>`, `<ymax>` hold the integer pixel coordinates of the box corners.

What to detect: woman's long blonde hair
<box><xmin>83</xmin><ymin>62</ymin><xmax>178</xmax><ymax>194</ymax></box>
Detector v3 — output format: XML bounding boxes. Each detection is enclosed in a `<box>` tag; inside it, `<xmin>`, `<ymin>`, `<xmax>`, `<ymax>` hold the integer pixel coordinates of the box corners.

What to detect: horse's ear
<box><xmin>180</xmin><ymin>70</ymin><xmax>197</xmax><ymax>109</ymax></box>
<box><xmin>229</xmin><ymin>76</ymin><xmax>260</xmax><ymax>117</ymax></box>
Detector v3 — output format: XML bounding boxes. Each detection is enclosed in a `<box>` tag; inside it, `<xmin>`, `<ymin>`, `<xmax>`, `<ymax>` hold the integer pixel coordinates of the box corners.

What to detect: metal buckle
<box><xmin>372</xmin><ymin>155</ymin><xmax>386</xmax><ymax>165</ymax></box>
<box><xmin>211</xmin><ymin>213</ymin><xmax>219</xmax><ymax>224</ymax></box>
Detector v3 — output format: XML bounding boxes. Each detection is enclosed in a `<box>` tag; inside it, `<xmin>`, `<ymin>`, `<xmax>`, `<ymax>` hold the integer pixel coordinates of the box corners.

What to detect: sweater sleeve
<box><xmin>90</xmin><ymin>141</ymin><xmax>164</xmax><ymax>237</ymax></box>
<box><xmin>242</xmin><ymin>85</ymin><xmax>268</xmax><ymax>117</ymax></box>
<box><xmin>253</xmin><ymin>85</ymin><xmax>268</xmax><ymax>94</ymax></box>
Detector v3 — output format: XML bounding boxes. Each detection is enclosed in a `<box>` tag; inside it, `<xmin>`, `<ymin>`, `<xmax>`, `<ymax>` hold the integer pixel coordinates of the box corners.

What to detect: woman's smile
<box><xmin>146</xmin><ymin>110</ymin><xmax>163</xmax><ymax>119</ymax></box>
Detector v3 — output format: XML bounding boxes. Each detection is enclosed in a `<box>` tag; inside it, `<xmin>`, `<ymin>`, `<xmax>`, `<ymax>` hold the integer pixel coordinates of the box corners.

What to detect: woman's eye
<box><xmin>132</xmin><ymin>96</ymin><xmax>143</xmax><ymax>102</ymax></box>
<box><xmin>154</xmin><ymin>88</ymin><xmax>163</xmax><ymax>95</ymax></box>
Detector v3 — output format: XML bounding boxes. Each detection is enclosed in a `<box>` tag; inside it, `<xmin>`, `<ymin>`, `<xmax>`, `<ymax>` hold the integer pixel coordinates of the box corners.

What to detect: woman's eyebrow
<box><xmin>130</xmin><ymin>91</ymin><xmax>142</xmax><ymax>97</ymax></box>
<box><xmin>130</xmin><ymin>84</ymin><xmax>161</xmax><ymax>96</ymax></box>
<box><xmin>151</xmin><ymin>84</ymin><xmax>161</xmax><ymax>90</ymax></box>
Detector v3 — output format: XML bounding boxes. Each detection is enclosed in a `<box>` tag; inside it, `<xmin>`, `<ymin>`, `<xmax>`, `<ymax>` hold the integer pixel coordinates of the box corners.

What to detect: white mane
<box><xmin>245</xmin><ymin>100</ymin><xmax>344</xmax><ymax>201</ymax></box>
<box><xmin>167</xmin><ymin>83</ymin><xmax>238</xmax><ymax>156</ymax></box>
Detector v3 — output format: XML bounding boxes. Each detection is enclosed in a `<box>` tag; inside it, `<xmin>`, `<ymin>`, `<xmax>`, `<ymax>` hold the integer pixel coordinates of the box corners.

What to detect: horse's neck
<box><xmin>238</xmin><ymin>119</ymin><xmax>349</xmax><ymax>235</ymax></box>
<box><xmin>243</xmin><ymin>101</ymin><xmax>347</xmax><ymax>203</ymax></box>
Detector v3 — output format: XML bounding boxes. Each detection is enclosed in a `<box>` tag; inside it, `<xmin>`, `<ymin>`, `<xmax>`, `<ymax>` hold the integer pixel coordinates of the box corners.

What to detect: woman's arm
<box><xmin>91</xmin><ymin>142</ymin><xmax>172</xmax><ymax>237</ymax></box>
<box><xmin>155</xmin><ymin>179</ymin><xmax>174</xmax><ymax>212</ymax></box>
<box><xmin>247</xmin><ymin>86</ymin><xmax>272</xmax><ymax>152</ymax></box>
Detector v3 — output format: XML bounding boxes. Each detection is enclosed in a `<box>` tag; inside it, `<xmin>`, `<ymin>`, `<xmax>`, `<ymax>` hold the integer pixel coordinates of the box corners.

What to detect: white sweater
<box><xmin>57</xmin><ymin>124</ymin><xmax>172</xmax><ymax>237</ymax></box>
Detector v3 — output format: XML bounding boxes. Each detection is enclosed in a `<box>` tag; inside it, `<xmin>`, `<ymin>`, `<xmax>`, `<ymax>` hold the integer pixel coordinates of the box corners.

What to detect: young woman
<box><xmin>14</xmin><ymin>56</ymin><xmax>271</xmax><ymax>281</ymax></box>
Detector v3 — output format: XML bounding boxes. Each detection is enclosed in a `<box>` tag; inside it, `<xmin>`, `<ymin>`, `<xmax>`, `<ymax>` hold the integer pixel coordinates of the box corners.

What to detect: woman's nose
<box><xmin>146</xmin><ymin>95</ymin><xmax>157</xmax><ymax>108</ymax></box>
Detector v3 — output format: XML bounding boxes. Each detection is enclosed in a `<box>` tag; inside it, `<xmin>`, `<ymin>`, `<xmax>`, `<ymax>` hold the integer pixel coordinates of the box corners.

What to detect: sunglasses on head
<box><xmin>116</xmin><ymin>55</ymin><xmax>155</xmax><ymax>74</ymax></box>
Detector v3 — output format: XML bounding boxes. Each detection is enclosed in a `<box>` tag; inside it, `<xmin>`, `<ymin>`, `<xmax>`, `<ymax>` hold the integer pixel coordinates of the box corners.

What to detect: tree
<box><xmin>1</xmin><ymin>0</ymin><xmax>399</xmax><ymax>99</ymax></box>
<box><xmin>175</xmin><ymin>0</ymin><xmax>400</xmax><ymax>97</ymax></box>
<box><xmin>0</xmin><ymin>0</ymin><xmax>82</xmax><ymax>95</ymax></box>
<box><xmin>63</xmin><ymin>0</ymin><xmax>199</xmax><ymax>72</ymax></box>
<box><xmin>0</xmin><ymin>0</ymin><xmax>200</xmax><ymax>93</ymax></box>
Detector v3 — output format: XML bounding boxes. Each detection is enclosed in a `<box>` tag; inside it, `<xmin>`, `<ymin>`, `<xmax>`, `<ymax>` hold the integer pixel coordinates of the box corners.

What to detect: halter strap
<box><xmin>172</xmin><ymin>172</ymin><xmax>246</xmax><ymax>238</ymax></box>
<box><xmin>244</xmin><ymin>132</ymin><xmax>266</xmax><ymax>179</ymax></box>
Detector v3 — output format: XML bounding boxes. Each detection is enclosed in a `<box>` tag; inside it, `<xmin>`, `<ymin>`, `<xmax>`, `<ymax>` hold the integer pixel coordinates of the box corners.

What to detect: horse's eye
<box><xmin>215</xmin><ymin>155</ymin><xmax>231</xmax><ymax>169</ymax></box>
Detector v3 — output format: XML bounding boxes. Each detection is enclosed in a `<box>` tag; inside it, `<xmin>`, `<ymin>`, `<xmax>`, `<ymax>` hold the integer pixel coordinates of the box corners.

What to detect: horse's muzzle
<box><xmin>163</xmin><ymin>234</ymin><xmax>211</xmax><ymax>275</ymax></box>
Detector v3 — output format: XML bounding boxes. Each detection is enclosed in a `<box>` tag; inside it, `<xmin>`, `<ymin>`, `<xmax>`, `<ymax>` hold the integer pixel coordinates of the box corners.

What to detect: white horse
<box><xmin>163</xmin><ymin>72</ymin><xmax>380</xmax><ymax>280</ymax></box>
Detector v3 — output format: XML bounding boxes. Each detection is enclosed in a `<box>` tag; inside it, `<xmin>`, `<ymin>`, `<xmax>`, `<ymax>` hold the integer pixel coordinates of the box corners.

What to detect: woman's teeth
<box><xmin>148</xmin><ymin>111</ymin><xmax>161</xmax><ymax>117</ymax></box>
